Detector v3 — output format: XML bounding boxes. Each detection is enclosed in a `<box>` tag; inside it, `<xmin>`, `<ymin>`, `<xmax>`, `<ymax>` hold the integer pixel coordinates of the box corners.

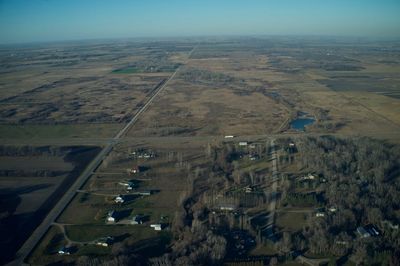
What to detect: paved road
<box><xmin>9</xmin><ymin>46</ymin><xmax>197</xmax><ymax>266</ymax></box>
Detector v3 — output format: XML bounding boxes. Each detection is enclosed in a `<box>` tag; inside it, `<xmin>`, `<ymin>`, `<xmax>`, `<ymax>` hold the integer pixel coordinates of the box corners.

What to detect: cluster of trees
<box><xmin>282</xmin><ymin>136</ymin><xmax>400</xmax><ymax>263</ymax></box>
<box><xmin>151</xmin><ymin>229</ymin><xmax>226</xmax><ymax>266</ymax></box>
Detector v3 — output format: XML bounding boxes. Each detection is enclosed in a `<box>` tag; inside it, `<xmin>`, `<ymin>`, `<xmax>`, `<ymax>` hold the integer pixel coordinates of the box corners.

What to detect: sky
<box><xmin>0</xmin><ymin>0</ymin><xmax>400</xmax><ymax>44</ymax></box>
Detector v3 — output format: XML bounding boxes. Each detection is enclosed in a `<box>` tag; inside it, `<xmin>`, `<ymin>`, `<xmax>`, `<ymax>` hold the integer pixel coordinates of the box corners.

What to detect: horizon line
<box><xmin>1</xmin><ymin>33</ymin><xmax>400</xmax><ymax>47</ymax></box>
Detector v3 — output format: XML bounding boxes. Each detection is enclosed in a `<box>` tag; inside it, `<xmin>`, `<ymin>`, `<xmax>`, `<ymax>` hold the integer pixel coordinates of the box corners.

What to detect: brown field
<box><xmin>0</xmin><ymin>145</ymin><xmax>100</xmax><ymax>264</ymax></box>
<box><xmin>2</xmin><ymin>37</ymin><xmax>400</xmax><ymax>264</ymax></box>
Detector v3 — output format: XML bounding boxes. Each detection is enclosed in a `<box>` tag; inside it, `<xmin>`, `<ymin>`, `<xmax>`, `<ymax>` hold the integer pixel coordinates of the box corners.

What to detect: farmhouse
<box><xmin>150</xmin><ymin>224</ymin><xmax>162</xmax><ymax>231</ymax></box>
<box><xmin>106</xmin><ymin>210</ymin><xmax>117</xmax><ymax>223</ymax></box>
<box><xmin>114</xmin><ymin>195</ymin><xmax>124</xmax><ymax>204</ymax></box>
<box><xmin>58</xmin><ymin>247</ymin><xmax>72</xmax><ymax>255</ymax></box>
<box><xmin>299</xmin><ymin>173</ymin><xmax>316</xmax><ymax>181</ymax></box>
<box><xmin>328</xmin><ymin>206</ymin><xmax>337</xmax><ymax>213</ymax></box>
<box><xmin>128</xmin><ymin>166</ymin><xmax>140</xmax><ymax>174</ymax></box>
<box><xmin>218</xmin><ymin>203</ymin><xmax>236</xmax><ymax>211</ymax></box>
<box><xmin>239</xmin><ymin>141</ymin><xmax>248</xmax><ymax>146</ymax></box>
<box><xmin>119</xmin><ymin>180</ymin><xmax>137</xmax><ymax>190</ymax></box>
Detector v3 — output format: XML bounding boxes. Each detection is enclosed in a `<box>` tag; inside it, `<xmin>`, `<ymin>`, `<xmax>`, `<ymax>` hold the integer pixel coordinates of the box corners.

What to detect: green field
<box><xmin>112</xmin><ymin>67</ymin><xmax>141</xmax><ymax>74</ymax></box>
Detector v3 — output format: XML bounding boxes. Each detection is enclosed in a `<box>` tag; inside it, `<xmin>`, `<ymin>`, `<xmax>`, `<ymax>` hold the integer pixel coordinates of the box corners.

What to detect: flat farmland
<box><xmin>128</xmin><ymin>80</ymin><xmax>288</xmax><ymax>137</ymax></box>
<box><xmin>0</xmin><ymin>41</ymin><xmax>194</xmax><ymax>142</ymax></box>
<box><xmin>127</xmin><ymin>48</ymin><xmax>291</xmax><ymax>137</ymax></box>
<box><xmin>0</xmin><ymin>145</ymin><xmax>101</xmax><ymax>264</ymax></box>
<box><xmin>3</xmin><ymin>37</ymin><xmax>400</xmax><ymax>265</ymax></box>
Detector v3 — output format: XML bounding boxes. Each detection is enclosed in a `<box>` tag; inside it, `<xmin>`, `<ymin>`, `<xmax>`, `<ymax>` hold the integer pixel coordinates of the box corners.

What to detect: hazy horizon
<box><xmin>1</xmin><ymin>0</ymin><xmax>400</xmax><ymax>45</ymax></box>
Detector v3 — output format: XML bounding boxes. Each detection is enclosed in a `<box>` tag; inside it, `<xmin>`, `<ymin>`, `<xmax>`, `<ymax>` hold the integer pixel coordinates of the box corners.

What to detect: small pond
<box><xmin>290</xmin><ymin>118</ymin><xmax>315</xmax><ymax>131</ymax></box>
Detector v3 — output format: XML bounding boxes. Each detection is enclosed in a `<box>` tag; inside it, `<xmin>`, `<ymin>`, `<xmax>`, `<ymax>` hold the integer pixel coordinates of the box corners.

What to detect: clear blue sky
<box><xmin>0</xmin><ymin>0</ymin><xmax>399</xmax><ymax>44</ymax></box>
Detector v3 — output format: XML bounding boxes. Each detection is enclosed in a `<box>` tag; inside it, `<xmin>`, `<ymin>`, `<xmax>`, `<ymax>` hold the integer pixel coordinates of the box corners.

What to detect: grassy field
<box><xmin>0</xmin><ymin>123</ymin><xmax>121</xmax><ymax>139</ymax></box>
<box><xmin>112</xmin><ymin>67</ymin><xmax>141</xmax><ymax>74</ymax></box>
<box><xmin>275</xmin><ymin>211</ymin><xmax>310</xmax><ymax>232</ymax></box>
<box><xmin>57</xmin><ymin>193</ymin><xmax>107</xmax><ymax>225</ymax></box>
<box><xmin>65</xmin><ymin>224</ymin><xmax>156</xmax><ymax>242</ymax></box>
<box><xmin>27</xmin><ymin>226</ymin><xmax>66</xmax><ymax>265</ymax></box>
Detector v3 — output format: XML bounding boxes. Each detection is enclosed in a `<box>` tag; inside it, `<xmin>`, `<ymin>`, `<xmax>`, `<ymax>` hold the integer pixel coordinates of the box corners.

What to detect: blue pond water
<box><xmin>290</xmin><ymin>118</ymin><xmax>315</xmax><ymax>131</ymax></box>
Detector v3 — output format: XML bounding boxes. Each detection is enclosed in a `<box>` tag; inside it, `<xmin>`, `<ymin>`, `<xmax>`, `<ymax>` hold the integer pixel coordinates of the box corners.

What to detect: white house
<box><xmin>106</xmin><ymin>210</ymin><xmax>117</xmax><ymax>223</ymax></box>
<box><xmin>114</xmin><ymin>195</ymin><xmax>124</xmax><ymax>204</ymax></box>
<box><xmin>58</xmin><ymin>247</ymin><xmax>71</xmax><ymax>255</ymax></box>
<box><xmin>119</xmin><ymin>181</ymin><xmax>137</xmax><ymax>190</ymax></box>
<box><xmin>328</xmin><ymin>206</ymin><xmax>337</xmax><ymax>213</ymax></box>
<box><xmin>245</xmin><ymin>187</ymin><xmax>252</xmax><ymax>193</ymax></box>
<box><xmin>239</xmin><ymin>141</ymin><xmax>248</xmax><ymax>146</ymax></box>
<box><xmin>218</xmin><ymin>203</ymin><xmax>236</xmax><ymax>211</ymax></box>
<box><xmin>150</xmin><ymin>224</ymin><xmax>162</xmax><ymax>231</ymax></box>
